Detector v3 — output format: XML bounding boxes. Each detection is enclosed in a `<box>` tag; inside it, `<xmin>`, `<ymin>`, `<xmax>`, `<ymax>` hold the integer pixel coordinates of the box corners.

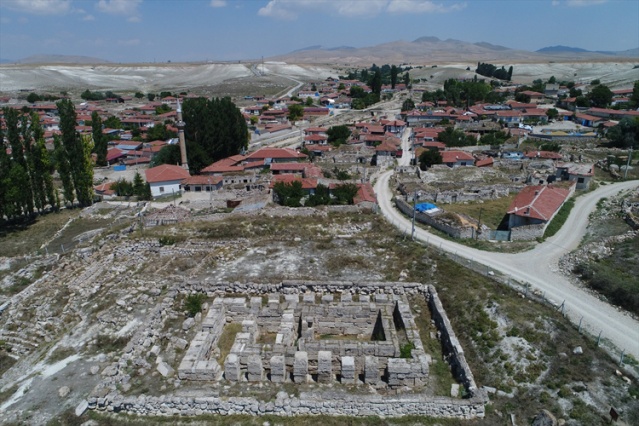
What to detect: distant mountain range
<box><xmin>1</xmin><ymin>39</ymin><xmax>637</xmax><ymax>66</ymax></box>
<box><xmin>270</xmin><ymin>37</ymin><xmax>639</xmax><ymax>65</ymax></box>
<box><xmin>536</xmin><ymin>45</ymin><xmax>639</xmax><ymax>57</ymax></box>
<box><xmin>0</xmin><ymin>54</ymin><xmax>110</xmax><ymax>65</ymax></box>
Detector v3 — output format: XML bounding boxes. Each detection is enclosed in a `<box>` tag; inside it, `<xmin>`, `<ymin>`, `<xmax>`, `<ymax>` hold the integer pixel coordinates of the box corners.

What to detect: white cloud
<box><xmin>0</xmin><ymin>16</ymin><xmax>11</xmax><ymax>24</ymax></box>
<box><xmin>258</xmin><ymin>0</ymin><xmax>463</xmax><ymax>20</ymax></box>
<box><xmin>118</xmin><ymin>38</ymin><xmax>141</xmax><ymax>46</ymax></box>
<box><xmin>553</xmin><ymin>0</ymin><xmax>607</xmax><ymax>6</ymax></box>
<box><xmin>210</xmin><ymin>0</ymin><xmax>227</xmax><ymax>7</ymax></box>
<box><xmin>387</xmin><ymin>0</ymin><xmax>465</xmax><ymax>13</ymax></box>
<box><xmin>82</xmin><ymin>14</ymin><xmax>95</xmax><ymax>21</ymax></box>
<box><xmin>2</xmin><ymin>0</ymin><xmax>71</xmax><ymax>15</ymax></box>
<box><xmin>335</xmin><ymin>0</ymin><xmax>388</xmax><ymax>17</ymax></box>
<box><xmin>97</xmin><ymin>0</ymin><xmax>142</xmax><ymax>21</ymax></box>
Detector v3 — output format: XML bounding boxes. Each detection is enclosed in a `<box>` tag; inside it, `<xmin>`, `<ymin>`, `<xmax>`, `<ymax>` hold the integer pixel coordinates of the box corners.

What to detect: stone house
<box><xmin>441</xmin><ymin>151</ymin><xmax>475</xmax><ymax>167</ymax></box>
<box><xmin>145</xmin><ymin>164</ymin><xmax>191</xmax><ymax>198</ymax></box>
<box><xmin>555</xmin><ymin>163</ymin><xmax>594</xmax><ymax>190</ymax></box>
<box><xmin>507</xmin><ymin>183</ymin><xmax>575</xmax><ymax>230</ymax></box>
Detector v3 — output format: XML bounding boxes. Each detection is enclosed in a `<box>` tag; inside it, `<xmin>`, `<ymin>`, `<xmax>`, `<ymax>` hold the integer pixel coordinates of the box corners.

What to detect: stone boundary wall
<box><xmin>510</xmin><ymin>223</ymin><xmax>546</xmax><ymax>241</ymax></box>
<box><xmin>181</xmin><ymin>280</ymin><xmax>427</xmax><ymax>296</ymax></box>
<box><xmin>94</xmin><ymin>390</ymin><xmax>486</xmax><ymax>418</ymax></box>
<box><xmin>427</xmin><ymin>285</ymin><xmax>478</xmax><ymax>395</ymax></box>
<box><xmin>396</xmin><ymin>198</ymin><xmax>474</xmax><ymax>239</ymax></box>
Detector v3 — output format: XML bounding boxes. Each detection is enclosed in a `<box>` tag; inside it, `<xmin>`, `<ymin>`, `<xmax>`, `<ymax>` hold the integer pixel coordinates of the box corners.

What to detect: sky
<box><xmin>0</xmin><ymin>0</ymin><xmax>637</xmax><ymax>62</ymax></box>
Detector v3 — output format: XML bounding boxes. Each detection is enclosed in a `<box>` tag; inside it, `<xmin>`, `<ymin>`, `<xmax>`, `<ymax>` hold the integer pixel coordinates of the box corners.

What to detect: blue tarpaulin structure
<box><xmin>415</xmin><ymin>203</ymin><xmax>437</xmax><ymax>212</ymax></box>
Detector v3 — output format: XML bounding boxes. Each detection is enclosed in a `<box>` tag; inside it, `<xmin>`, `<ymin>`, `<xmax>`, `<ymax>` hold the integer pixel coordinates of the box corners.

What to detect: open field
<box><xmin>0</xmin><ymin>206</ymin><xmax>637</xmax><ymax>425</ymax></box>
<box><xmin>1</xmin><ymin>60</ymin><xmax>637</xmax><ymax>96</ymax></box>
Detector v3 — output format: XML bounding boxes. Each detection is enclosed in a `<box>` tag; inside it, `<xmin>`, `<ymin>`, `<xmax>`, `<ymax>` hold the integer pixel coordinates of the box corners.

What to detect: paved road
<box><xmin>375</xmin><ymin>169</ymin><xmax>639</xmax><ymax>359</ymax></box>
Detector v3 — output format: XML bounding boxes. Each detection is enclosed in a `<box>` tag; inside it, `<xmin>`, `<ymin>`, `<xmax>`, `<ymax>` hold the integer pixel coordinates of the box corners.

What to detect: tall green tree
<box><xmin>419</xmin><ymin>149</ymin><xmax>443</xmax><ymax>170</ymax></box>
<box><xmin>4</xmin><ymin>108</ymin><xmax>33</xmax><ymax>215</ymax></box>
<box><xmin>0</xmin><ymin>125</ymin><xmax>8</xmax><ymax>220</ymax></box>
<box><xmin>369</xmin><ymin>70</ymin><xmax>382</xmax><ymax>95</ymax></box>
<box><xmin>182</xmin><ymin>97</ymin><xmax>249</xmax><ymax>173</ymax></box>
<box><xmin>92</xmin><ymin>111</ymin><xmax>108</xmax><ymax>166</ymax></box>
<box><xmin>103</xmin><ymin>115</ymin><xmax>122</xmax><ymax>129</ymax></box>
<box><xmin>53</xmin><ymin>135</ymin><xmax>74</xmax><ymax>206</ymax></box>
<box><xmin>287</xmin><ymin>104</ymin><xmax>304</xmax><ymax>122</ymax></box>
<box><xmin>401</xmin><ymin>99</ymin><xmax>415</xmax><ymax>111</ymax></box>
<box><xmin>327</xmin><ymin>125</ymin><xmax>351</xmax><ymax>147</ymax></box>
<box><xmin>25</xmin><ymin>113</ymin><xmax>49</xmax><ymax>212</ymax></box>
<box><xmin>607</xmin><ymin>117</ymin><xmax>639</xmax><ymax>149</ymax></box>
<box><xmin>57</xmin><ymin>99</ymin><xmax>94</xmax><ymax>206</ymax></box>
<box><xmin>403</xmin><ymin>72</ymin><xmax>410</xmax><ymax>87</ymax></box>
<box><xmin>631</xmin><ymin>81</ymin><xmax>639</xmax><ymax>108</ymax></box>
<box><xmin>437</xmin><ymin>127</ymin><xmax>476</xmax><ymax>147</ymax></box>
<box><xmin>589</xmin><ymin>84</ymin><xmax>613</xmax><ymax>108</ymax></box>
<box><xmin>390</xmin><ymin>65</ymin><xmax>398</xmax><ymax>89</ymax></box>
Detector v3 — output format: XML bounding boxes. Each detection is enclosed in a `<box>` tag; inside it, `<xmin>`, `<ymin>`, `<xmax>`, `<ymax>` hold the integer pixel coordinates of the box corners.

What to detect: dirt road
<box><xmin>375</xmin><ymin>170</ymin><xmax>639</xmax><ymax>360</ymax></box>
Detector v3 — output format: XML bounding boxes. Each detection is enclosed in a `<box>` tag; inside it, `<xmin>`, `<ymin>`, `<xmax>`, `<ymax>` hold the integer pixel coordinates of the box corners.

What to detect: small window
<box><xmin>159</xmin><ymin>186</ymin><xmax>165</xmax><ymax>193</ymax></box>
<box><xmin>578</xmin><ymin>177</ymin><xmax>585</xmax><ymax>183</ymax></box>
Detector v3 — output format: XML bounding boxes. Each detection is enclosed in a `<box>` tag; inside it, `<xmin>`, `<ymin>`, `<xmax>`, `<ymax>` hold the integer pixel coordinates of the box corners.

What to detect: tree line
<box><xmin>476</xmin><ymin>62</ymin><xmax>513</xmax><ymax>81</ymax></box>
<box><xmin>0</xmin><ymin>100</ymin><xmax>95</xmax><ymax>222</ymax></box>
<box><xmin>273</xmin><ymin>181</ymin><xmax>359</xmax><ymax>207</ymax></box>
<box><xmin>421</xmin><ymin>78</ymin><xmax>504</xmax><ymax>107</ymax></box>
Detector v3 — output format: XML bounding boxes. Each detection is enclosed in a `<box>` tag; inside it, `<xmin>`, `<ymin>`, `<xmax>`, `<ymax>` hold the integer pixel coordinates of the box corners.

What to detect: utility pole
<box><xmin>476</xmin><ymin>207</ymin><xmax>483</xmax><ymax>240</ymax></box>
<box><xmin>411</xmin><ymin>190</ymin><xmax>417</xmax><ymax>240</ymax></box>
<box><xmin>624</xmin><ymin>147</ymin><xmax>632</xmax><ymax>179</ymax></box>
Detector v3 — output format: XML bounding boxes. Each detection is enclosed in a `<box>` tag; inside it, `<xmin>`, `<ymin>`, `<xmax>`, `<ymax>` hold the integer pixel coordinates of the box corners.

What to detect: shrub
<box><xmin>158</xmin><ymin>236</ymin><xmax>176</xmax><ymax>246</ymax></box>
<box><xmin>400</xmin><ymin>342</ymin><xmax>415</xmax><ymax>358</ymax></box>
<box><xmin>185</xmin><ymin>293</ymin><xmax>205</xmax><ymax>318</ymax></box>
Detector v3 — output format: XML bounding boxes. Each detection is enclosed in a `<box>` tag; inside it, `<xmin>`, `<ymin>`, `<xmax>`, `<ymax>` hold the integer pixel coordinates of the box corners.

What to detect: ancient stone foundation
<box><xmin>88</xmin><ymin>281</ymin><xmax>487</xmax><ymax>419</ymax></box>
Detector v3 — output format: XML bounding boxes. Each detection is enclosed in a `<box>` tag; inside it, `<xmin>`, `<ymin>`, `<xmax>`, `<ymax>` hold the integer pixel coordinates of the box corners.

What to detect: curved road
<box><xmin>376</xmin><ymin>146</ymin><xmax>639</xmax><ymax>360</ymax></box>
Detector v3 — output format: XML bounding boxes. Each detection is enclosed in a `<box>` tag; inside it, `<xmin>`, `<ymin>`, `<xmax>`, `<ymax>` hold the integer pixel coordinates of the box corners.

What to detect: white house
<box><xmin>144</xmin><ymin>164</ymin><xmax>190</xmax><ymax>198</ymax></box>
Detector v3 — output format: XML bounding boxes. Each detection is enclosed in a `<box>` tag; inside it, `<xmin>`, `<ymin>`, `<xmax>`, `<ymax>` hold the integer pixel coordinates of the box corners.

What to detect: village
<box><xmin>0</xmin><ymin>63</ymin><xmax>638</xmax><ymax>425</ymax></box>
<box><xmin>2</xmin><ymin>69</ymin><xmax>636</xmax><ymax>244</ymax></box>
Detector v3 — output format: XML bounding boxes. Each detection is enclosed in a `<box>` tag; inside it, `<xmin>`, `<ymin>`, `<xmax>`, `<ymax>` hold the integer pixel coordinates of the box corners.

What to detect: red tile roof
<box><xmin>475</xmin><ymin>157</ymin><xmax>494</xmax><ymax>167</ymax></box>
<box><xmin>441</xmin><ymin>150</ymin><xmax>474</xmax><ymax>164</ymax></box>
<box><xmin>353</xmin><ymin>183</ymin><xmax>377</xmax><ymax>205</ymax></box>
<box><xmin>524</xmin><ymin>151</ymin><xmax>563</xmax><ymax>160</ymax></box>
<box><xmin>269</xmin><ymin>174</ymin><xmax>317</xmax><ymax>190</ymax></box>
<box><xmin>304</xmin><ymin>134</ymin><xmax>328</xmax><ymax>142</ymax></box>
<box><xmin>245</xmin><ymin>147</ymin><xmax>307</xmax><ymax>161</ymax></box>
<box><xmin>94</xmin><ymin>181</ymin><xmax>116</xmax><ymax>196</ymax></box>
<box><xmin>144</xmin><ymin>164</ymin><xmax>190</xmax><ymax>183</ymax></box>
<box><xmin>423</xmin><ymin>141</ymin><xmax>446</xmax><ymax>150</ymax></box>
<box><xmin>507</xmin><ymin>185</ymin><xmax>572</xmax><ymax>221</ymax></box>
<box><xmin>270</xmin><ymin>162</ymin><xmax>308</xmax><ymax>172</ymax></box>
<box><xmin>304</xmin><ymin>127</ymin><xmax>328</xmax><ymax>133</ymax></box>
<box><xmin>106</xmin><ymin>148</ymin><xmax>125</xmax><ymax>162</ymax></box>
<box><xmin>182</xmin><ymin>176</ymin><xmax>223</xmax><ymax>185</ymax></box>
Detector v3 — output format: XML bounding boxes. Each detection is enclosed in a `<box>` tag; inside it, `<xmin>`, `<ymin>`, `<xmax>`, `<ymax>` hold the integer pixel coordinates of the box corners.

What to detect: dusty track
<box><xmin>376</xmin><ymin>167</ymin><xmax>639</xmax><ymax>360</ymax></box>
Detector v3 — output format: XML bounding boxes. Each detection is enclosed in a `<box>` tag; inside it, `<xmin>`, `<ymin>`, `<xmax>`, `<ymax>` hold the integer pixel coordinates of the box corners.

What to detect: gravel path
<box><xmin>375</xmin><ymin>169</ymin><xmax>639</xmax><ymax>360</ymax></box>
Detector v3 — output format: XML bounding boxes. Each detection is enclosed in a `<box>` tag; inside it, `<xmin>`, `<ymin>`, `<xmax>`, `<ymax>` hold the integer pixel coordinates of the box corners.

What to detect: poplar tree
<box><xmin>0</xmin><ymin>125</ymin><xmax>9</xmax><ymax>220</ymax></box>
<box><xmin>57</xmin><ymin>99</ymin><xmax>94</xmax><ymax>207</ymax></box>
<box><xmin>54</xmin><ymin>134</ymin><xmax>75</xmax><ymax>206</ymax></box>
<box><xmin>4</xmin><ymin>108</ymin><xmax>33</xmax><ymax>215</ymax></box>
<box><xmin>92</xmin><ymin>111</ymin><xmax>108</xmax><ymax>166</ymax></box>
<box><xmin>390</xmin><ymin>65</ymin><xmax>398</xmax><ymax>89</ymax></box>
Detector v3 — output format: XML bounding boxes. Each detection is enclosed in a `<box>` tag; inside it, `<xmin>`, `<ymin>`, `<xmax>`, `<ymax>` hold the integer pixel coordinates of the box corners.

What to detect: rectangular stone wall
<box><xmin>510</xmin><ymin>223</ymin><xmax>546</xmax><ymax>241</ymax></box>
<box><xmin>96</xmin><ymin>392</ymin><xmax>487</xmax><ymax>419</ymax></box>
<box><xmin>427</xmin><ymin>285</ymin><xmax>478</xmax><ymax>395</ymax></box>
<box><xmin>396</xmin><ymin>198</ymin><xmax>474</xmax><ymax>239</ymax></box>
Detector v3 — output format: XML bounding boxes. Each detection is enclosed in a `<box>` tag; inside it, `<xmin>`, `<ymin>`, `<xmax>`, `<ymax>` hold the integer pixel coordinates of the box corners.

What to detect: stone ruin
<box><xmin>86</xmin><ymin>281</ymin><xmax>487</xmax><ymax>419</ymax></box>
<box><xmin>178</xmin><ymin>292</ymin><xmax>430</xmax><ymax>388</ymax></box>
